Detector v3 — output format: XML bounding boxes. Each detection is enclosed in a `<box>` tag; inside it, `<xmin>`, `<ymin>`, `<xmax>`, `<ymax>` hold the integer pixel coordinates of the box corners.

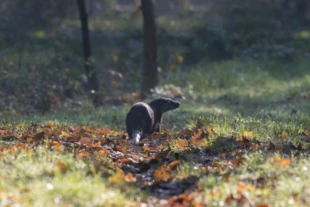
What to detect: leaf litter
<box><xmin>0</xmin><ymin>122</ymin><xmax>310</xmax><ymax>206</ymax></box>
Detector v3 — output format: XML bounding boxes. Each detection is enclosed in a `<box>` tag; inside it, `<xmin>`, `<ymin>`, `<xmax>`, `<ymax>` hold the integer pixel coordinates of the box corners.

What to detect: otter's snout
<box><xmin>174</xmin><ymin>102</ymin><xmax>180</xmax><ymax>109</ymax></box>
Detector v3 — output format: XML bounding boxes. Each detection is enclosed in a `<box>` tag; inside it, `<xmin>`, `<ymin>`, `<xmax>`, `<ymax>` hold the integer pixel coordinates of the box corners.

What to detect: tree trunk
<box><xmin>296</xmin><ymin>0</ymin><xmax>309</xmax><ymax>20</ymax></box>
<box><xmin>141</xmin><ymin>0</ymin><xmax>158</xmax><ymax>99</ymax></box>
<box><xmin>76</xmin><ymin>0</ymin><xmax>101</xmax><ymax>106</ymax></box>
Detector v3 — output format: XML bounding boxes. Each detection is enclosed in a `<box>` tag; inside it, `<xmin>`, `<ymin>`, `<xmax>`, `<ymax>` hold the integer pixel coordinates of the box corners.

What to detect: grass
<box><xmin>1</xmin><ymin>58</ymin><xmax>310</xmax><ymax>206</ymax></box>
<box><xmin>196</xmin><ymin>152</ymin><xmax>310</xmax><ymax>206</ymax></box>
<box><xmin>1</xmin><ymin>104</ymin><xmax>128</xmax><ymax>130</ymax></box>
<box><xmin>0</xmin><ymin>149</ymin><xmax>137</xmax><ymax>207</ymax></box>
<box><xmin>2</xmin><ymin>2</ymin><xmax>310</xmax><ymax>205</ymax></box>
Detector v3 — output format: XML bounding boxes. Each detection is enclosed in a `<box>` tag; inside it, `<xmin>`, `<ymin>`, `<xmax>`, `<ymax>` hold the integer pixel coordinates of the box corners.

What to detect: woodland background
<box><xmin>1</xmin><ymin>0</ymin><xmax>310</xmax><ymax>206</ymax></box>
<box><xmin>1</xmin><ymin>0</ymin><xmax>309</xmax><ymax>113</ymax></box>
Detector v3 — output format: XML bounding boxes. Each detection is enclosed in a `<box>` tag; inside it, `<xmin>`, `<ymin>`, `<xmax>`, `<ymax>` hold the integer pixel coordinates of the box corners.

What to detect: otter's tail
<box><xmin>132</xmin><ymin>129</ymin><xmax>142</xmax><ymax>144</ymax></box>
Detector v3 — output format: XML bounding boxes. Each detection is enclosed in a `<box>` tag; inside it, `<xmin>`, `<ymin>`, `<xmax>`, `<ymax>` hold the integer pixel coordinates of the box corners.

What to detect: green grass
<box><xmin>1</xmin><ymin>58</ymin><xmax>310</xmax><ymax>206</ymax></box>
<box><xmin>1</xmin><ymin>104</ymin><xmax>128</xmax><ymax>130</ymax></box>
<box><xmin>0</xmin><ymin>149</ymin><xmax>137</xmax><ymax>207</ymax></box>
<box><xmin>2</xmin><ymin>2</ymin><xmax>310</xmax><ymax>205</ymax></box>
<box><xmin>196</xmin><ymin>152</ymin><xmax>310</xmax><ymax>206</ymax></box>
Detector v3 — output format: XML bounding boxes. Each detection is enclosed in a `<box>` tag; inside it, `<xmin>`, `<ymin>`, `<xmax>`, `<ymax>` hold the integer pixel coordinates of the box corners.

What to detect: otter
<box><xmin>126</xmin><ymin>97</ymin><xmax>180</xmax><ymax>143</ymax></box>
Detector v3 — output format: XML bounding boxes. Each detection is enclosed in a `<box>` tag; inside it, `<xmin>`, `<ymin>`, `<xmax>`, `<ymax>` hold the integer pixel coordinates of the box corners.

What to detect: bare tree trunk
<box><xmin>296</xmin><ymin>0</ymin><xmax>309</xmax><ymax>20</ymax></box>
<box><xmin>76</xmin><ymin>0</ymin><xmax>101</xmax><ymax>106</ymax></box>
<box><xmin>141</xmin><ymin>0</ymin><xmax>158</xmax><ymax>99</ymax></box>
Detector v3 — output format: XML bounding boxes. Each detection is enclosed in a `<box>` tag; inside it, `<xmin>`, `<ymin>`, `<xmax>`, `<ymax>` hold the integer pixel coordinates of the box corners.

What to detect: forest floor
<box><xmin>1</xmin><ymin>58</ymin><xmax>310</xmax><ymax>206</ymax></box>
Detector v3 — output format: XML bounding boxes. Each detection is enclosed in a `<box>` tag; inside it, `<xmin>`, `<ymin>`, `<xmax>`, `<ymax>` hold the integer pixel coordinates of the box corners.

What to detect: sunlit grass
<box><xmin>1</xmin><ymin>105</ymin><xmax>128</xmax><ymax>131</ymax></box>
<box><xmin>1</xmin><ymin>58</ymin><xmax>310</xmax><ymax>206</ymax></box>
<box><xmin>197</xmin><ymin>152</ymin><xmax>310</xmax><ymax>206</ymax></box>
<box><xmin>0</xmin><ymin>149</ymin><xmax>136</xmax><ymax>207</ymax></box>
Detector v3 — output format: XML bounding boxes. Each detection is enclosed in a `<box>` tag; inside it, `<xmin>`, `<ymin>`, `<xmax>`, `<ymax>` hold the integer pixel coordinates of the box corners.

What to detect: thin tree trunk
<box><xmin>296</xmin><ymin>0</ymin><xmax>309</xmax><ymax>20</ymax></box>
<box><xmin>76</xmin><ymin>0</ymin><xmax>101</xmax><ymax>105</ymax></box>
<box><xmin>141</xmin><ymin>0</ymin><xmax>158</xmax><ymax>99</ymax></box>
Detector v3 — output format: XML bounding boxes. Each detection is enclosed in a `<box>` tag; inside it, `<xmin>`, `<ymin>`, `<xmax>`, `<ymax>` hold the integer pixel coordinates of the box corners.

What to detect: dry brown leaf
<box><xmin>92</xmin><ymin>140</ymin><xmax>101</xmax><ymax>148</ymax></box>
<box><xmin>76</xmin><ymin>150</ymin><xmax>89</xmax><ymax>158</ymax></box>
<box><xmin>219</xmin><ymin>152</ymin><xmax>227</xmax><ymax>158</ymax></box>
<box><xmin>55</xmin><ymin>161</ymin><xmax>67</xmax><ymax>173</ymax></box>
<box><xmin>238</xmin><ymin>182</ymin><xmax>247</xmax><ymax>191</ymax></box>
<box><xmin>274</xmin><ymin>156</ymin><xmax>291</xmax><ymax>167</ymax></box>
<box><xmin>255</xmin><ymin>204</ymin><xmax>270</xmax><ymax>207</ymax></box>
<box><xmin>178</xmin><ymin>129</ymin><xmax>194</xmax><ymax>137</ymax></box>
<box><xmin>166</xmin><ymin>160</ymin><xmax>181</xmax><ymax>171</ymax></box>
<box><xmin>191</xmin><ymin>136</ymin><xmax>202</xmax><ymax>146</ymax></box>
<box><xmin>33</xmin><ymin>131</ymin><xmax>44</xmax><ymax>140</ymax></box>
<box><xmin>279</xmin><ymin>131</ymin><xmax>288</xmax><ymax>140</ymax></box>
<box><xmin>98</xmin><ymin>127</ymin><xmax>107</xmax><ymax>134</ymax></box>
<box><xmin>0</xmin><ymin>129</ymin><xmax>10</xmax><ymax>135</ymax></box>
<box><xmin>108</xmin><ymin>168</ymin><xmax>125</xmax><ymax>185</ymax></box>
<box><xmin>175</xmin><ymin>140</ymin><xmax>189</xmax><ymax>148</ymax></box>
<box><xmin>79</xmin><ymin>137</ymin><xmax>93</xmax><ymax>147</ymax></box>
<box><xmin>154</xmin><ymin>166</ymin><xmax>170</xmax><ymax>180</ymax></box>
<box><xmin>82</xmin><ymin>125</ymin><xmax>94</xmax><ymax>133</ymax></box>
<box><xmin>124</xmin><ymin>172</ymin><xmax>136</xmax><ymax>182</ymax></box>
<box><xmin>72</xmin><ymin>127</ymin><xmax>82</xmax><ymax>137</ymax></box>
<box><xmin>108</xmin><ymin>130</ymin><xmax>119</xmax><ymax>137</ymax></box>
<box><xmin>229</xmin><ymin>157</ymin><xmax>243</xmax><ymax>167</ymax></box>
<box><xmin>303</xmin><ymin>128</ymin><xmax>310</xmax><ymax>136</ymax></box>
<box><xmin>142</xmin><ymin>145</ymin><xmax>150</xmax><ymax>152</ymax></box>
<box><xmin>16</xmin><ymin>141</ymin><xmax>27</xmax><ymax>149</ymax></box>
<box><xmin>52</xmin><ymin>141</ymin><xmax>64</xmax><ymax>152</ymax></box>
<box><xmin>206</xmin><ymin>125</ymin><xmax>217</xmax><ymax>135</ymax></box>
<box><xmin>242</xmin><ymin>131</ymin><xmax>253</xmax><ymax>138</ymax></box>
<box><xmin>97</xmin><ymin>149</ymin><xmax>107</xmax><ymax>156</ymax></box>
<box><xmin>60</xmin><ymin>131</ymin><xmax>70</xmax><ymax>138</ymax></box>
<box><xmin>196</xmin><ymin>128</ymin><xmax>206</xmax><ymax>139</ymax></box>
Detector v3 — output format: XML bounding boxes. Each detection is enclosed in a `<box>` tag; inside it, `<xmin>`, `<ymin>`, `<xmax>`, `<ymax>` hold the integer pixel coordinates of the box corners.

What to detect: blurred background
<box><xmin>0</xmin><ymin>0</ymin><xmax>309</xmax><ymax>115</ymax></box>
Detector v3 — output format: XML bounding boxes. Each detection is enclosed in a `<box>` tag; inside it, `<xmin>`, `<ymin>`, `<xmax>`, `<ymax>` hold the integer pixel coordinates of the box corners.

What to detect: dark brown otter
<box><xmin>126</xmin><ymin>97</ymin><xmax>180</xmax><ymax>143</ymax></box>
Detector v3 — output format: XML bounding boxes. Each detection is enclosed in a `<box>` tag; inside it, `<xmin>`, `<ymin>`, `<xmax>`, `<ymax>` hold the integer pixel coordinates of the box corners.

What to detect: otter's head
<box><xmin>149</xmin><ymin>97</ymin><xmax>180</xmax><ymax>113</ymax></box>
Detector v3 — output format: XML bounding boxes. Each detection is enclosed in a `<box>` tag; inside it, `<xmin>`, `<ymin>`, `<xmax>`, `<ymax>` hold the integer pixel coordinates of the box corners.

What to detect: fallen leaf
<box><xmin>142</xmin><ymin>145</ymin><xmax>150</xmax><ymax>152</ymax></box>
<box><xmin>274</xmin><ymin>156</ymin><xmax>291</xmax><ymax>167</ymax></box>
<box><xmin>279</xmin><ymin>131</ymin><xmax>288</xmax><ymax>140</ymax></box>
<box><xmin>79</xmin><ymin>137</ymin><xmax>93</xmax><ymax>147</ymax></box>
<box><xmin>108</xmin><ymin>130</ymin><xmax>119</xmax><ymax>137</ymax></box>
<box><xmin>154</xmin><ymin>166</ymin><xmax>170</xmax><ymax>181</ymax></box>
<box><xmin>76</xmin><ymin>150</ymin><xmax>89</xmax><ymax>158</ymax></box>
<box><xmin>124</xmin><ymin>172</ymin><xmax>136</xmax><ymax>182</ymax></box>
<box><xmin>219</xmin><ymin>152</ymin><xmax>227</xmax><ymax>158</ymax></box>
<box><xmin>206</xmin><ymin>126</ymin><xmax>216</xmax><ymax>135</ymax></box>
<box><xmin>0</xmin><ymin>129</ymin><xmax>10</xmax><ymax>135</ymax></box>
<box><xmin>255</xmin><ymin>204</ymin><xmax>270</xmax><ymax>207</ymax></box>
<box><xmin>238</xmin><ymin>182</ymin><xmax>247</xmax><ymax>191</ymax></box>
<box><xmin>60</xmin><ymin>131</ymin><xmax>70</xmax><ymax>138</ymax></box>
<box><xmin>229</xmin><ymin>157</ymin><xmax>243</xmax><ymax>167</ymax></box>
<box><xmin>82</xmin><ymin>125</ymin><xmax>94</xmax><ymax>133</ymax></box>
<box><xmin>16</xmin><ymin>141</ymin><xmax>27</xmax><ymax>149</ymax></box>
<box><xmin>108</xmin><ymin>168</ymin><xmax>125</xmax><ymax>185</ymax></box>
<box><xmin>178</xmin><ymin>129</ymin><xmax>194</xmax><ymax>138</ymax></box>
<box><xmin>92</xmin><ymin>139</ymin><xmax>101</xmax><ymax>148</ymax></box>
<box><xmin>33</xmin><ymin>131</ymin><xmax>44</xmax><ymax>140</ymax></box>
<box><xmin>52</xmin><ymin>141</ymin><xmax>64</xmax><ymax>152</ymax></box>
<box><xmin>71</xmin><ymin>127</ymin><xmax>82</xmax><ymax>137</ymax></box>
<box><xmin>55</xmin><ymin>161</ymin><xmax>67</xmax><ymax>173</ymax></box>
<box><xmin>166</xmin><ymin>160</ymin><xmax>181</xmax><ymax>171</ymax></box>
<box><xmin>98</xmin><ymin>127</ymin><xmax>107</xmax><ymax>134</ymax></box>
<box><xmin>175</xmin><ymin>140</ymin><xmax>189</xmax><ymax>148</ymax></box>
<box><xmin>196</xmin><ymin>129</ymin><xmax>206</xmax><ymax>139</ymax></box>
<box><xmin>242</xmin><ymin>131</ymin><xmax>253</xmax><ymax>138</ymax></box>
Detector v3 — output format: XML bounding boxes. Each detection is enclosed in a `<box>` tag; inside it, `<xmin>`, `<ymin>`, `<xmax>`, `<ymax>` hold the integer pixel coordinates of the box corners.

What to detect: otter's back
<box><xmin>126</xmin><ymin>102</ymin><xmax>154</xmax><ymax>139</ymax></box>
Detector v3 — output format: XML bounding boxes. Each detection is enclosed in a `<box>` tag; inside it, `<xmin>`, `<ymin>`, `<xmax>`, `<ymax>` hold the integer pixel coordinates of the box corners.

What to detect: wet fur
<box><xmin>126</xmin><ymin>98</ymin><xmax>180</xmax><ymax>142</ymax></box>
